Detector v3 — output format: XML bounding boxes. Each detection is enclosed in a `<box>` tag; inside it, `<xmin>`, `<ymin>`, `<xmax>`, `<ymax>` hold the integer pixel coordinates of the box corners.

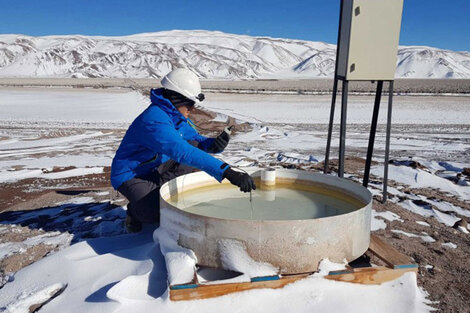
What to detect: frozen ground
<box><xmin>0</xmin><ymin>87</ymin><xmax>148</xmax><ymax>127</ymax></box>
<box><xmin>204</xmin><ymin>93</ymin><xmax>470</xmax><ymax>165</ymax></box>
<box><xmin>0</xmin><ymin>87</ymin><xmax>469</xmax><ymax>312</ymax></box>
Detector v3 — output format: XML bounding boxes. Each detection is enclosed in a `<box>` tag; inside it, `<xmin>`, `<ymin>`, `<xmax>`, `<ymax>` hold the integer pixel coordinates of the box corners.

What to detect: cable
<box><xmin>229</xmin><ymin>166</ymin><xmax>254</xmax><ymax>206</ymax></box>
<box><xmin>179</xmin><ymin>165</ymin><xmax>262</xmax><ymax>264</ymax></box>
<box><xmin>228</xmin><ymin>166</ymin><xmax>260</xmax><ymax>260</ymax></box>
<box><xmin>189</xmin><ymin>120</ymin><xmax>217</xmax><ymax>132</ymax></box>
<box><xmin>188</xmin><ymin>119</ymin><xmax>233</xmax><ymax>134</ymax></box>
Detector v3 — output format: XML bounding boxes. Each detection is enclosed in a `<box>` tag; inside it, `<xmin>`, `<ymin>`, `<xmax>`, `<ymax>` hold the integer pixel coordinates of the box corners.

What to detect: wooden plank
<box><xmin>368</xmin><ymin>234</ymin><xmax>416</xmax><ymax>269</ymax></box>
<box><xmin>325</xmin><ymin>266</ymin><xmax>417</xmax><ymax>285</ymax></box>
<box><xmin>170</xmin><ymin>264</ymin><xmax>418</xmax><ymax>301</ymax></box>
<box><xmin>170</xmin><ymin>274</ymin><xmax>309</xmax><ymax>301</ymax></box>
<box><xmin>169</xmin><ymin>235</ymin><xmax>419</xmax><ymax>301</ymax></box>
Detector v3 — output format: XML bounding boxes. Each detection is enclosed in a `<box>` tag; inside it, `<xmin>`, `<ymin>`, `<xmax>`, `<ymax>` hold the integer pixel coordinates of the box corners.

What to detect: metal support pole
<box><xmin>325</xmin><ymin>0</ymin><xmax>343</xmax><ymax>174</ymax></box>
<box><xmin>324</xmin><ymin>77</ymin><xmax>339</xmax><ymax>173</ymax></box>
<box><xmin>383</xmin><ymin>81</ymin><xmax>394</xmax><ymax>203</ymax></box>
<box><xmin>363</xmin><ymin>81</ymin><xmax>383</xmax><ymax>187</ymax></box>
<box><xmin>338</xmin><ymin>80</ymin><xmax>348</xmax><ymax>178</ymax></box>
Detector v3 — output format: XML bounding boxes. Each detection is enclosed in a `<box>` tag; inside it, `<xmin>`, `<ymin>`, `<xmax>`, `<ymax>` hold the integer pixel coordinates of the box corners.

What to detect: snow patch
<box><xmin>218</xmin><ymin>238</ymin><xmax>278</xmax><ymax>277</ymax></box>
<box><xmin>0</xmin><ymin>167</ymin><xmax>104</xmax><ymax>183</ymax></box>
<box><xmin>153</xmin><ymin>207</ymin><xmax>278</xmax><ymax>283</ymax></box>
<box><xmin>391</xmin><ymin>230</ymin><xmax>436</xmax><ymax>243</ymax></box>
<box><xmin>2</xmin><ymin>282</ymin><xmax>66</xmax><ymax>313</ymax></box>
<box><xmin>95</xmin><ymin>191</ymin><xmax>110</xmax><ymax>196</ymax></box>
<box><xmin>0</xmin><ymin>232</ymin><xmax>72</xmax><ymax>261</ymax></box>
<box><xmin>57</xmin><ymin>196</ymin><xmax>94</xmax><ymax>205</ymax></box>
<box><xmin>398</xmin><ymin>200</ymin><xmax>461</xmax><ymax>227</ymax></box>
<box><xmin>457</xmin><ymin>226</ymin><xmax>469</xmax><ymax>234</ymax></box>
<box><xmin>153</xmin><ymin>223</ymin><xmax>197</xmax><ymax>285</ymax></box>
<box><xmin>371</xmin><ymin>165</ymin><xmax>470</xmax><ymax>201</ymax></box>
<box><xmin>107</xmin><ymin>273</ymin><xmax>155</xmax><ymax>303</ymax></box>
<box><xmin>371</xmin><ymin>210</ymin><xmax>403</xmax><ymax>231</ymax></box>
<box><xmin>316</xmin><ymin>258</ymin><xmax>348</xmax><ymax>275</ymax></box>
<box><xmin>441</xmin><ymin>242</ymin><xmax>457</xmax><ymax>249</ymax></box>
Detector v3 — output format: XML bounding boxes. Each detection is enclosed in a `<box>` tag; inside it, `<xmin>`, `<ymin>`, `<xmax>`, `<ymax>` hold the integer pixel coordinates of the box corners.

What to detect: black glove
<box><xmin>223</xmin><ymin>168</ymin><xmax>256</xmax><ymax>193</ymax></box>
<box><xmin>207</xmin><ymin>130</ymin><xmax>230</xmax><ymax>153</ymax></box>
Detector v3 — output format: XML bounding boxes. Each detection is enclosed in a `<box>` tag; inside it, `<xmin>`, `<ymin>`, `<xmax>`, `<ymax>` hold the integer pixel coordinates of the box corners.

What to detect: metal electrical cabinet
<box><xmin>337</xmin><ymin>0</ymin><xmax>404</xmax><ymax>81</ymax></box>
<box><xmin>324</xmin><ymin>0</ymin><xmax>405</xmax><ymax>203</ymax></box>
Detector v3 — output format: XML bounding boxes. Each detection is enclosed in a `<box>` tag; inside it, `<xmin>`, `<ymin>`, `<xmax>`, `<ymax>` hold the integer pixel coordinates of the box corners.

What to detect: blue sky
<box><xmin>0</xmin><ymin>0</ymin><xmax>469</xmax><ymax>51</ymax></box>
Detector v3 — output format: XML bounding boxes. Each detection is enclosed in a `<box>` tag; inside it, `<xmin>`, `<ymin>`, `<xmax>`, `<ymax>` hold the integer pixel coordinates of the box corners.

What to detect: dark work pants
<box><xmin>118</xmin><ymin>160</ymin><xmax>196</xmax><ymax>223</ymax></box>
<box><xmin>118</xmin><ymin>141</ymin><xmax>199</xmax><ymax>223</ymax></box>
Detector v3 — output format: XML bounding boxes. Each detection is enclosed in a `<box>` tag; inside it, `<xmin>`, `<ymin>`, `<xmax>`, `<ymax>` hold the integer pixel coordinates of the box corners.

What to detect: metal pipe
<box><xmin>338</xmin><ymin>80</ymin><xmax>348</xmax><ymax>178</ymax></box>
<box><xmin>324</xmin><ymin>78</ymin><xmax>339</xmax><ymax>173</ymax></box>
<box><xmin>363</xmin><ymin>81</ymin><xmax>383</xmax><ymax>187</ymax></box>
<box><xmin>383</xmin><ymin>81</ymin><xmax>394</xmax><ymax>203</ymax></box>
<box><xmin>325</xmin><ymin>0</ymin><xmax>345</xmax><ymax>174</ymax></box>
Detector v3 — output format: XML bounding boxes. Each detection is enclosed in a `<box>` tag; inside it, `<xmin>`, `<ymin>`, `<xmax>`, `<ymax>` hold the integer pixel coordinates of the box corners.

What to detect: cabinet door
<box><xmin>346</xmin><ymin>0</ymin><xmax>404</xmax><ymax>81</ymax></box>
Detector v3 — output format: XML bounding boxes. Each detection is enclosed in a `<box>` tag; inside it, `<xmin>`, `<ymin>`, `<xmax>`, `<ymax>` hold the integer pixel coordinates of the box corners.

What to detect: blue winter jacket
<box><xmin>110</xmin><ymin>88</ymin><xmax>229</xmax><ymax>189</ymax></box>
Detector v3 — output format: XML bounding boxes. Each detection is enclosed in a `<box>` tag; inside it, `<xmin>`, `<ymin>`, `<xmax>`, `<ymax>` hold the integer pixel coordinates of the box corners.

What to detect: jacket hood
<box><xmin>150</xmin><ymin>88</ymin><xmax>187</xmax><ymax>124</ymax></box>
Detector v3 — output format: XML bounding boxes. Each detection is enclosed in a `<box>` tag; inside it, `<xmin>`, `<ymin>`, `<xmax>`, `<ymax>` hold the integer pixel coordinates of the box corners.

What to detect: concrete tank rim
<box><xmin>160</xmin><ymin>167</ymin><xmax>373</xmax><ymax>224</ymax></box>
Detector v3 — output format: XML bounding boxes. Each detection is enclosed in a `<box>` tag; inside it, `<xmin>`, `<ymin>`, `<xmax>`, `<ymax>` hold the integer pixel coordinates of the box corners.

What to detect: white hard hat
<box><xmin>161</xmin><ymin>68</ymin><xmax>204</xmax><ymax>103</ymax></box>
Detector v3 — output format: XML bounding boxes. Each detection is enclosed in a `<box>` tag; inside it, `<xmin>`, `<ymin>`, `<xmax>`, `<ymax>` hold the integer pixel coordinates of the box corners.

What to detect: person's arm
<box><xmin>180</xmin><ymin>121</ymin><xmax>230</xmax><ymax>153</ymax></box>
<box><xmin>137</xmin><ymin>119</ymin><xmax>228</xmax><ymax>181</ymax></box>
<box><xmin>178</xmin><ymin>120</ymin><xmax>216</xmax><ymax>152</ymax></box>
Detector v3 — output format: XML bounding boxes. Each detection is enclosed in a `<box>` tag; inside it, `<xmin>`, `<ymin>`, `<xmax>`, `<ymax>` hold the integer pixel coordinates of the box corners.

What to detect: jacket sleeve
<box><xmin>179</xmin><ymin>120</ymin><xmax>215</xmax><ymax>152</ymax></box>
<box><xmin>137</xmin><ymin>119</ymin><xmax>228</xmax><ymax>182</ymax></box>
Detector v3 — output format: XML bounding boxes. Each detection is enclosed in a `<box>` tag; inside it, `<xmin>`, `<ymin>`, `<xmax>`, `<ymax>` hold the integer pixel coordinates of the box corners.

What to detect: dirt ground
<box><xmin>275</xmin><ymin>157</ymin><xmax>470</xmax><ymax>313</ymax></box>
<box><xmin>372</xmin><ymin>199</ymin><xmax>470</xmax><ymax>313</ymax></box>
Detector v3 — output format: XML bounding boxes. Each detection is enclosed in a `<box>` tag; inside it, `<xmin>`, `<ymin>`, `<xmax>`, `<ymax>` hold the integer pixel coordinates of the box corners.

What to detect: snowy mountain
<box><xmin>396</xmin><ymin>46</ymin><xmax>470</xmax><ymax>78</ymax></box>
<box><xmin>0</xmin><ymin>30</ymin><xmax>469</xmax><ymax>79</ymax></box>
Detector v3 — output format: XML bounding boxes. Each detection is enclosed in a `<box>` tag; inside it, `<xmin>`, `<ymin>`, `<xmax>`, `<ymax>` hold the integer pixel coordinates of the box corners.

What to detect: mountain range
<box><xmin>0</xmin><ymin>30</ymin><xmax>469</xmax><ymax>79</ymax></box>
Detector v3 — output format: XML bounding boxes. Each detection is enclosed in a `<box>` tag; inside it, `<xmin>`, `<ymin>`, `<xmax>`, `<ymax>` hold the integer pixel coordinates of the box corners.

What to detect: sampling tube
<box><xmin>261</xmin><ymin>168</ymin><xmax>276</xmax><ymax>188</ymax></box>
<box><xmin>260</xmin><ymin>168</ymin><xmax>276</xmax><ymax>201</ymax></box>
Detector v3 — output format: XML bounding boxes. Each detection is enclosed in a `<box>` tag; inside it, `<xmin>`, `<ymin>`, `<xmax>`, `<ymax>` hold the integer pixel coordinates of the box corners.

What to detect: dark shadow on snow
<box><xmin>0</xmin><ymin>195</ymin><xmax>168</xmax><ymax>300</ymax></box>
<box><xmin>85</xmin><ymin>281</ymin><xmax>120</xmax><ymax>303</ymax></box>
<box><xmin>0</xmin><ymin>200</ymin><xmax>126</xmax><ymax>243</ymax></box>
<box><xmin>147</xmin><ymin>243</ymin><xmax>169</xmax><ymax>298</ymax></box>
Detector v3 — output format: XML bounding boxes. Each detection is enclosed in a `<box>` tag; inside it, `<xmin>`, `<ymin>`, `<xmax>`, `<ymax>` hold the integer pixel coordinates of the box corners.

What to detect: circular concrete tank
<box><xmin>159</xmin><ymin>168</ymin><xmax>372</xmax><ymax>274</ymax></box>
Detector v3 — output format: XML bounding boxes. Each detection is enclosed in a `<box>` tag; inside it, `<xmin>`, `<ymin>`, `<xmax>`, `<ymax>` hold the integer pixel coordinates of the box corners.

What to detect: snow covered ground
<box><xmin>0</xmin><ymin>87</ymin><xmax>148</xmax><ymax>126</ymax></box>
<box><xmin>0</xmin><ymin>88</ymin><xmax>148</xmax><ymax>187</ymax></box>
<box><xmin>206</xmin><ymin>93</ymin><xmax>470</xmax><ymax>165</ymax></box>
<box><xmin>0</xmin><ymin>227</ymin><xmax>433</xmax><ymax>313</ymax></box>
<box><xmin>203</xmin><ymin>93</ymin><xmax>470</xmax><ymax>125</ymax></box>
<box><xmin>1</xmin><ymin>87</ymin><xmax>469</xmax><ymax>312</ymax></box>
<box><xmin>1</xmin><ymin>88</ymin><xmax>468</xmax><ymax>185</ymax></box>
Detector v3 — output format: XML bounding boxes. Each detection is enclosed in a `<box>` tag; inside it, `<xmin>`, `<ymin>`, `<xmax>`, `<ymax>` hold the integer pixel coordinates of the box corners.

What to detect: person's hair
<box><xmin>162</xmin><ymin>88</ymin><xmax>195</xmax><ymax>107</ymax></box>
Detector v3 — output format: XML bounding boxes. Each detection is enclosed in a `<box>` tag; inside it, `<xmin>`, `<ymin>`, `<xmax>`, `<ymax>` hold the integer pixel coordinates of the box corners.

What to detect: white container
<box><xmin>260</xmin><ymin>168</ymin><xmax>276</xmax><ymax>189</ymax></box>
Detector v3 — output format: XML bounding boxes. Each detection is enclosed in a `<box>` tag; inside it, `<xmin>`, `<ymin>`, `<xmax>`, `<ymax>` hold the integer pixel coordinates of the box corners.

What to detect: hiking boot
<box><xmin>125</xmin><ymin>213</ymin><xmax>142</xmax><ymax>233</ymax></box>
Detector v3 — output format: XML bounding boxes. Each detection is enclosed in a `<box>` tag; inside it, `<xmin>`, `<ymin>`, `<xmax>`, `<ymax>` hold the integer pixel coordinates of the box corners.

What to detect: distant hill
<box><xmin>1</xmin><ymin>30</ymin><xmax>469</xmax><ymax>79</ymax></box>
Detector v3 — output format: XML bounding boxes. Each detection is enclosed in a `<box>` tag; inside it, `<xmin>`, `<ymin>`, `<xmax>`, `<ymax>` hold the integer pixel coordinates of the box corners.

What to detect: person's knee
<box><xmin>127</xmin><ymin>190</ymin><xmax>160</xmax><ymax>224</ymax></box>
<box><xmin>118</xmin><ymin>177</ymin><xmax>158</xmax><ymax>203</ymax></box>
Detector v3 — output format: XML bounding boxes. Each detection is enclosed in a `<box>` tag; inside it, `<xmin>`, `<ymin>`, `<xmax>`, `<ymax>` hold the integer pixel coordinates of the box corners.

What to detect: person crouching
<box><xmin>110</xmin><ymin>68</ymin><xmax>256</xmax><ymax>232</ymax></box>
